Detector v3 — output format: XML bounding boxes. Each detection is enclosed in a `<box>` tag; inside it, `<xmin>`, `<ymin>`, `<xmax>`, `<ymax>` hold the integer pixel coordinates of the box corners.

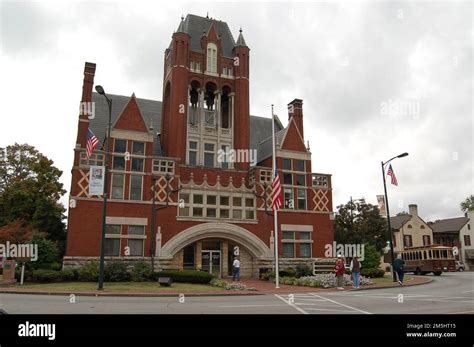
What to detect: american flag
<box><xmin>86</xmin><ymin>128</ymin><xmax>99</xmax><ymax>159</ymax></box>
<box><xmin>271</xmin><ymin>170</ymin><xmax>283</xmax><ymax>211</ymax></box>
<box><xmin>387</xmin><ymin>164</ymin><xmax>398</xmax><ymax>186</ymax></box>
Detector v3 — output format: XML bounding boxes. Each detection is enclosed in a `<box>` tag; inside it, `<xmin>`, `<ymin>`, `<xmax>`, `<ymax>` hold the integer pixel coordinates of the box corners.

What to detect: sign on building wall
<box><xmin>377</xmin><ymin>195</ymin><xmax>387</xmax><ymax>216</ymax></box>
<box><xmin>89</xmin><ymin>166</ymin><xmax>105</xmax><ymax>196</ymax></box>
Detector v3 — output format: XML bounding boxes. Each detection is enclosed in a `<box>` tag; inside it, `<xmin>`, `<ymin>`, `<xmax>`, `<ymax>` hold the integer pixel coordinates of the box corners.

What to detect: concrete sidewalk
<box><xmin>0</xmin><ymin>276</ymin><xmax>432</xmax><ymax>297</ymax></box>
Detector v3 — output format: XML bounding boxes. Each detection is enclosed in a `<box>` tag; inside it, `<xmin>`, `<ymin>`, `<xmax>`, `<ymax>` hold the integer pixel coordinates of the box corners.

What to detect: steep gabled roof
<box><xmin>172</xmin><ymin>14</ymin><xmax>237</xmax><ymax>58</ymax></box>
<box><xmin>430</xmin><ymin>217</ymin><xmax>470</xmax><ymax>233</ymax></box>
<box><xmin>390</xmin><ymin>214</ymin><xmax>412</xmax><ymax>230</ymax></box>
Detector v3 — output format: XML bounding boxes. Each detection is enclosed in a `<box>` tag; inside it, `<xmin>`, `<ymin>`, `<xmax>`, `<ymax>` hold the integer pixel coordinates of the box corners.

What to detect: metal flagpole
<box><xmin>272</xmin><ymin>104</ymin><xmax>280</xmax><ymax>289</ymax></box>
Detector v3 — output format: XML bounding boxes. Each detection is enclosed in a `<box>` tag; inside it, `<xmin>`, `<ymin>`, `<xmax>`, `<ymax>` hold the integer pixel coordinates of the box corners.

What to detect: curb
<box><xmin>0</xmin><ymin>277</ymin><xmax>433</xmax><ymax>297</ymax></box>
<box><xmin>348</xmin><ymin>276</ymin><xmax>433</xmax><ymax>291</ymax></box>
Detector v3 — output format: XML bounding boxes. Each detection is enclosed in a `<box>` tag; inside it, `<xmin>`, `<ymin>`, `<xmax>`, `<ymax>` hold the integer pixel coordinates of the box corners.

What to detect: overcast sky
<box><xmin>0</xmin><ymin>0</ymin><xmax>472</xmax><ymax>222</ymax></box>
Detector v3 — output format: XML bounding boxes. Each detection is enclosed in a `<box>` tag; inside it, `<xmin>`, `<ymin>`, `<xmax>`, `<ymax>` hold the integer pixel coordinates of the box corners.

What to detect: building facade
<box><xmin>64</xmin><ymin>14</ymin><xmax>334</xmax><ymax>278</ymax></box>
<box><xmin>390</xmin><ymin>204</ymin><xmax>433</xmax><ymax>254</ymax></box>
<box><xmin>430</xmin><ymin>212</ymin><xmax>472</xmax><ymax>267</ymax></box>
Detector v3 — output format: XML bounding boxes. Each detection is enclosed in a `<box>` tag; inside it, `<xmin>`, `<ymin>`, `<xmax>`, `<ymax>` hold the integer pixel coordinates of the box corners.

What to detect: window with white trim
<box><xmin>128</xmin><ymin>225</ymin><xmax>145</xmax><ymax>256</ymax></box>
<box><xmin>111</xmin><ymin>173</ymin><xmax>124</xmax><ymax>199</ymax></box>
<box><xmin>79</xmin><ymin>152</ymin><xmax>104</xmax><ymax>167</ymax></box>
<box><xmin>206</xmin><ymin>43</ymin><xmax>217</xmax><ymax>73</ymax></box>
<box><xmin>153</xmin><ymin>159</ymin><xmax>175</xmax><ymax>174</ymax></box>
<box><xmin>282</xmin><ymin>231</ymin><xmax>296</xmax><ymax>258</ymax></box>
<box><xmin>259</xmin><ymin>170</ymin><xmax>272</xmax><ymax>184</ymax></box>
<box><xmin>130</xmin><ymin>175</ymin><xmax>143</xmax><ymax>201</ymax></box>
<box><xmin>189</xmin><ymin>141</ymin><xmax>198</xmax><ymax>166</ymax></box>
<box><xmin>105</xmin><ymin>225</ymin><xmax>121</xmax><ymax>256</ymax></box>
<box><xmin>204</xmin><ymin>143</ymin><xmax>215</xmax><ymax>167</ymax></box>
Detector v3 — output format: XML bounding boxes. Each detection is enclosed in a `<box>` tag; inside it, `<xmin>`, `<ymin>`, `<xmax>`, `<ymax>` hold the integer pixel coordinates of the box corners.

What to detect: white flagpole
<box><xmin>272</xmin><ymin>104</ymin><xmax>280</xmax><ymax>289</ymax></box>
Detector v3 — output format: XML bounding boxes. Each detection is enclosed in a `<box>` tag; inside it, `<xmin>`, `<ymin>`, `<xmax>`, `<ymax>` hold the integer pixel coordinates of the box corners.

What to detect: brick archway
<box><xmin>159</xmin><ymin>222</ymin><xmax>273</xmax><ymax>260</ymax></box>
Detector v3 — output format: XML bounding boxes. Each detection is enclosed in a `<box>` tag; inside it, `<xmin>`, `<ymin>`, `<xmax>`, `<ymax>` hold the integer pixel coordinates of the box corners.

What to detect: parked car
<box><xmin>455</xmin><ymin>261</ymin><xmax>465</xmax><ymax>272</ymax></box>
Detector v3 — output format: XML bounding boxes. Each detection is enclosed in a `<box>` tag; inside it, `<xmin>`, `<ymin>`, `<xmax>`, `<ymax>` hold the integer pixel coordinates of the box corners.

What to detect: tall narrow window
<box><xmin>111</xmin><ymin>174</ymin><xmax>124</xmax><ymax>199</ymax></box>
<box><xmin>206</xmin><ymin>43</ymin><xmax>217</xmax><ymax>73</ymax></box>
<box><xmin>189</xmin><ymin>141</ymin><xmax>198</xmax><ymax>166</ymax></box>
<box><xmin>204</xmin><ymin>143</ymin><xmax>215</xmax><ymax>167</ymax></box>
<box><xmin>130</xmin><ymin>175</ymin><xmax>143</xmax><ymax>201</ymax></box>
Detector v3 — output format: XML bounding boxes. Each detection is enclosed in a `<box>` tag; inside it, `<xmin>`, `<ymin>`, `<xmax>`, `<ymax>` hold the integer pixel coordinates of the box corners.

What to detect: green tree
<box><xmin>334</xmin><ymin>199</ymin><xmax>388</xmax><ymax>252</ymax></box>
<box><xmin>361</xmin><ymin>244</ymin><xmax>381</xmax><ymax>269</ymax></box>
<box><xmin>26</xmin><ymin>232</ymin><xmax>60</xmax><ymax>270</ymax></box>
<box><xmin>460</xmin><ymin>195</ymin><xmax>474</xmax><ymax>213</ymax></box>
<box><xmin>0</xmin><ymin>144</ymin><xmax>66</xmax><ymax>254</ymax></box>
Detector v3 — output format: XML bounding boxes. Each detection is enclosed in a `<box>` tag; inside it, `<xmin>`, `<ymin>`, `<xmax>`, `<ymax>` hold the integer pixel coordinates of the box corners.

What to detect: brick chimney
<box><xmin>409</xmin><ymin>204</ymin><xmax>418</xmax><ymax>218</ymax></box>
<box><xmin>288</xmin><ymin>98</ymin><xmax>304</xmax><ymax>139</ymax></box>
<box><xmin>75</xmin><ymin>62</ymin><xmax>96</xmax><ymax>148</ymax></box>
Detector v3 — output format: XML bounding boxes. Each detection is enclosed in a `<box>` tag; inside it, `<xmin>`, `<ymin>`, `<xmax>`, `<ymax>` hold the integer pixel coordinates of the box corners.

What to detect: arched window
<box><xmin>407</xmin><ymin>224</ymin><xmax>413</xmax><ymax>229</ymax></box>
<box><xmin>207</xmin><ymin>43</ymin><xmax>217</xmax><ymax>73</ymax></box>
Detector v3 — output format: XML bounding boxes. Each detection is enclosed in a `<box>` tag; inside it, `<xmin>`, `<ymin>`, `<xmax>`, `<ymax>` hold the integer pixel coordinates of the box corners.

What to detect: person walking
<box><xmin>232</xmin><ymin>257</ymin><xmax>241</xmax><ymax>281</ymax></box>
<box><xmin>350</xmin><ymin>256</ymin><xmax>361</xmax><ymax>289</ymax></box>
<box><xmin>393</xmin><ymin>254</ymin><xmax>405</xmax><ymax>286</ymax></box>
<box><xmin>334</xmin><ymin>257</ymin><xmax>345</xmax><ymax>290</ymax></box>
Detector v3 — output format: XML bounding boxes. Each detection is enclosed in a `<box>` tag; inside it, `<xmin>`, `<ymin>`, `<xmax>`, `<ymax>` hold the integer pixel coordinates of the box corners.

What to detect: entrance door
<box><xmin>202</xmin><ymin>250</ymin><xmax>221</xmax><ymax>277</ymax></box>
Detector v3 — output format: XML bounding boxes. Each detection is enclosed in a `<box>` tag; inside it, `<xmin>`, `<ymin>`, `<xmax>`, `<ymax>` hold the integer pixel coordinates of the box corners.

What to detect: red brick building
<box><xmin>64</xmin><ymin>14</ymin><xmax>334</xmax><ymax>278</ymax></box>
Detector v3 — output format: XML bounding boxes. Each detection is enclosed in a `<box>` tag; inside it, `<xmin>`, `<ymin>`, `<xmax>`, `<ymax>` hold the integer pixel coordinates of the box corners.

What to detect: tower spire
<box><xmin>235</xmin><ymin>27</ymin><xmax>247</xmax><ymax>47</ymax></box>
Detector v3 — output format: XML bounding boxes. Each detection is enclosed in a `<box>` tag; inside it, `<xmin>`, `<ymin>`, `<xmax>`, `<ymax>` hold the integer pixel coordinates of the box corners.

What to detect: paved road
<box><xmin>0</xmin><ymin>272</ymin><xmax>472</xmax><ymax>314</ymax></box>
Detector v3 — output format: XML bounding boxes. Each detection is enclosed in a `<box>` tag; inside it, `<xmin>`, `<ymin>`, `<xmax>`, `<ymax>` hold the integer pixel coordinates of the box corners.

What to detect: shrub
<box><xmin>60</xmin><ymin>269</ymin><xmax>77</xmax><ymax>282</ymax></box>
<box><xmin>210</xmin><ymin>278</ymin><xmax>227</xmax><ymax>288</ymax></box>
<box><xmin>152</xmin><ymin>270</ymin><xmax>214</xmax><ymax>284</ymax></box>
<box><xmin>360</xmin><ymin>268</ymin><xmax>385</xmax><ymax>278</ymax></box>
<box><xmin>78</xmin><ymin>261</ymin><xmax>99</xmax><ymax>282</ymax></box>
<box><xmin>279</xmin><ymin>268</ymin><xmax>297</xmax><ymax>278</ymax></box>
<box><xmin>26</xmin><ymin>233</ymin><xmax>60</xmax><ymax>270</ymax></box>
<box><xmin>30</xmin><ymin>269</ymin><xmax>62</xmax><ymax>283</ymax></box>
<box><xmin>295</xmin><ymin>265</ymin><xmax>313</xmax><ymax>278</ymax></box>
<box><xmin>131</xmin><ymin>261</ymin><xmax>153</xmax><ymax>282</ymax></box>
<box><xmin>104</xmin><ymin>261</ymin><xmax>130</xmax><ymax>282</ymax></box>
<box><xmin>260</xmin><ymin>271</ymin><xmax>275</xmax><ymax>281</ymax></box>
<box><xmin>48</xmin><ymin>262</ymin><xmax>62</xmax><ymax>271</ymax></box>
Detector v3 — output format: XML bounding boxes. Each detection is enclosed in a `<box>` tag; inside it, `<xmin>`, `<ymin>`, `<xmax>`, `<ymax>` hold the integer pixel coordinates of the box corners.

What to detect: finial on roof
<box><xmin>206</xmin><ymin>12</ymin><xmax>209</xmax><ymax>19</ymax></box>
<box><xmin>176</xmin><ymin>16</ymin><xmax>186</xmax><ymax>33</ymax></box>
<box><xmin>181</xmin><ymin>15</ymin><xmax>184</xmax><ymax>21</ymax></box>
<box><xmin>239</xmin><ymin>26</ymin><xmax>242</xmax><ymax>33</ymax></box>
<box><xmin>131</xmin><ymin>92</ymin><xmax>136</xmax><ymax>98</ymax></box>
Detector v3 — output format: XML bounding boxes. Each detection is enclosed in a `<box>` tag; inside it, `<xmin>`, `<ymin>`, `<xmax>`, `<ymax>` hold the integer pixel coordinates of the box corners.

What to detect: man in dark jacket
<box><xmin>393</xmin><ymin>254</ymin><xmax>405</xmax><ymax>285</ymax></box>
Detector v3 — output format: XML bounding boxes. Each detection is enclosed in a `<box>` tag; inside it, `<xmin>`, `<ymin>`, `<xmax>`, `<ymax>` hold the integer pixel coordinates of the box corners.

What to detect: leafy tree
<box><xmin>0</xmin><ymin>220</ymin><xmax>34</xmax><ymax>244</ymax></box>
<box><xmin>361</xmin><ymin>244</ymin><xmax>381</xmax><ymax>269</ymax></box>
<box><xmin>334</xmin><ymin>199</ymin><xmax>388</xmax><ymax>252</ymax></box>
<box><xmin>0</xmin><ymin>144</ymin><xmax>66</xmax><ymax>254</ymax></box>
<box><xmin>396</xmin><ymin>211</ymin><xmax>409</xmax><ymax>216</ymax></box>
<box><xmin>460</xmin><ymin>195</ymin><xmax>474</xmax><ymax>213</ymax></box>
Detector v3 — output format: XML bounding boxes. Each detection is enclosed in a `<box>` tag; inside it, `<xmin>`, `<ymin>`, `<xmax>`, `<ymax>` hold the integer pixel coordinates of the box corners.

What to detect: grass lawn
<box><xmin>370</xmin><ymin>275</ymin><xmax>413</xmax><ymax>285</ymax></box>
<box><xmin>14</xmin><ymin>282</ymin><xmax>224</xmax><ymax>293</ymax></box>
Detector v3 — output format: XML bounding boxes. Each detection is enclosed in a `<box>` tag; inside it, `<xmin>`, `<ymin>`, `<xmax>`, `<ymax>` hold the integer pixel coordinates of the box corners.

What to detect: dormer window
<box><xmin>207</xmin><ymin>43</ymin><xmax>217</xmax><ymax>73</ymax></box>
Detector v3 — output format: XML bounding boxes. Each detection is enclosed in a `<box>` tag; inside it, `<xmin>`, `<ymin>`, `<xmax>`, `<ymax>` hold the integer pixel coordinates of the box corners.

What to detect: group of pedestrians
<box><xmin>334</xmin><ymin>254</ymin><xmax>405</xmax><ymax>289</ymax></box>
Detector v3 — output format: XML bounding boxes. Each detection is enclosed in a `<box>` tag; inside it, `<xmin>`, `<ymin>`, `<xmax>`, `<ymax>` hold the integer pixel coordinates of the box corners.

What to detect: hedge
<box><xmin>151</xmin><ymin>270</ymin><xmax>214</xmax><ymax>284</ymax></box>
<box><xmin>360</xmin><ymin>268</ymin><xmax>385</xmax><ymax>278</ymax></box>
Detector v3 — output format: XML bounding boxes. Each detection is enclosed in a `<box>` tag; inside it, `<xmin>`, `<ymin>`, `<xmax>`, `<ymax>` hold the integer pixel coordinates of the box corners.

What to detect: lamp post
<box><xmin>381</xmin><ymin>152</ymin><xmax>408</xmax><ymax>282</ymax></box>
<box><xmin>95</xmin><ymin>85</ymin><xmax>112</xmax><ymax>290</ymax></box>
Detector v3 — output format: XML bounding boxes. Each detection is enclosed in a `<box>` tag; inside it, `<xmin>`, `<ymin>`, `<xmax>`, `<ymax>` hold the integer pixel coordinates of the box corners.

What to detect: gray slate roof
<box><xmin>390</xmin><ymin>214</ymin><xmax>412</xmax><ymax>230</ymax></box>
<box><xmin>90</xmin><ymin>92</ymin><xmax>282</xmax><ymax>160</ymax></box>
<box><xmin>430</xmin><ymin>217</ymin><xmax>469</xmax><ymax>233</ymax></box>
<box><xmin>174</xmin><ymin>14</ymin><xmax>238</xmax><ymax>58</ymax></box>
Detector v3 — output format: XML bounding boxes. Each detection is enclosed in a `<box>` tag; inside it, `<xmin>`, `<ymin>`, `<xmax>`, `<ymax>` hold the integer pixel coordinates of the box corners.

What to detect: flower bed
<box><xmin>279</xmin><ymin>273</ymin><xmax>372</xmax><ymax>288</ymax></box>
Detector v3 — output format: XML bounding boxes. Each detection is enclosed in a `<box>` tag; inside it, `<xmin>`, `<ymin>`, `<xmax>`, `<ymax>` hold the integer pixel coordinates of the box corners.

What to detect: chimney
<box><xmin>408</xmin><ymin>204</ymin><xmax>418</xmax><ymax>218</ymax></box>
<box><xmin>288</xmin><ymin>99</ymin><xmax>304</xmax><ymax>139</ymax></box>
<box><xmin>76</xmin><ymin>62</ymin><xmax>96</xmax><ymax>148</ymax></box>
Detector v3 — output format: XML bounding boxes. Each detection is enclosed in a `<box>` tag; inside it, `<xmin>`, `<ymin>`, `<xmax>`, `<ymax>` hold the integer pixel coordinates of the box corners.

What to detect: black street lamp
<box><xmin>95</xmin><ymin>85</ymin><xmax>112</xmax><ymax>290</ymax></box>
<box><xmin>381</xmin><ymin>152</ymin><xmax>408</xmax><ymax>282</ymax></box>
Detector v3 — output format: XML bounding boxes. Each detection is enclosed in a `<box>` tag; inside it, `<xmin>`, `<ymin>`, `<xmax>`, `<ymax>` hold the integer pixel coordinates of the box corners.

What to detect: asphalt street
<box><xmin>0</xmin><ymin>272</ymin><xmax>472</xmax><ymax>314</ymax></box>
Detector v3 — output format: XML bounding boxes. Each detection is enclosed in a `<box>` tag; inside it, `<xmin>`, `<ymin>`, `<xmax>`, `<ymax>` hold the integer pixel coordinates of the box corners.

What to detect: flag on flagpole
<box><xmin>387</xmin><ymin>164</ymin><xmax>398</xmax><ymax>186</ymax></box>
<box><xmin>86</xmin><ymin>128</ymin><xmax>99</xmax><ymax>159</ymax></box>
<box><xmin>271</xmin><ymin>169</ymin><xmax>283</xmax><ymax>211</ymax></box>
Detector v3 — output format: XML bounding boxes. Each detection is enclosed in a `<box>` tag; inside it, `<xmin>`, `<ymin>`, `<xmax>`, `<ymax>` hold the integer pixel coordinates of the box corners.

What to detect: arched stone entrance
<box><xmin>158</xmin><ymin>223</ymin><xmax>273</xmax><ymax>278</ymax></box>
